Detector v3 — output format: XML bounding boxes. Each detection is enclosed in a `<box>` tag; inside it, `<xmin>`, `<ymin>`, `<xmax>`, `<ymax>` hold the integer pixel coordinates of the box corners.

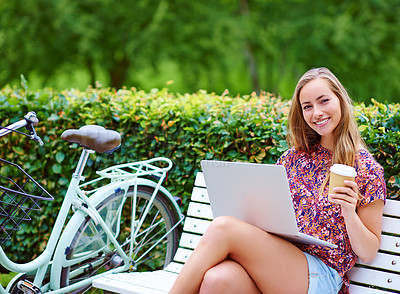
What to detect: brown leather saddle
<box><xmin>61</xmin><ymin>125</ymin><xmax>121</xmax><ymax>153</ymax></box>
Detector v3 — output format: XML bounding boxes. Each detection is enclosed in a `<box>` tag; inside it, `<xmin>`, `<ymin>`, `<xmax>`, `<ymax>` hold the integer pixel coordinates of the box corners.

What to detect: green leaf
<box><xmin>358</xmin><ymin>125</ymin><xmax>368</xmax><ymax>132</ymax></box>
<box><xmin>52</xmin><ymin>164</ymin><xmax>62</xmax><ymax>174</ymax></box>
<box><xmin>55</xmin><ymin>152</ymin><xmax>65</xmax><ymax>163</ymax></box>
<box><xmin>12</xmin><ymin>146</ymin><xmax>24</xmax><ymax>155</ymax></box>
<box><xmin>7</xmin><ymin>97</ymin><xmax>19</xmax><ymax>106</ymax></box>
<box><xmin>20</xmin><ymin>74</ymin><xmax>28</xmax><ymax>91</ymax></box>
<box><xmin>38</xmin><ymin>93</ymin><xmax>50</xmax><ymax>104</ymax></box>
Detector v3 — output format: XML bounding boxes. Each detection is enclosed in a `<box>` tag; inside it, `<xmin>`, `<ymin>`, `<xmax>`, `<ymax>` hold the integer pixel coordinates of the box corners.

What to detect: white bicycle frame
<box><xmin>0</xmin><ymin>125</ymin><xmax>184</xmax><ymax>293</ymax></box>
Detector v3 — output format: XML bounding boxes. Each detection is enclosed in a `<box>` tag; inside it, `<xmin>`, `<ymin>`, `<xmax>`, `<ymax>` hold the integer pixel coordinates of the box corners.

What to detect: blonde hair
<box><xmin>287</xmin><ymin>67</ymin><xmax>365</xmax><ymax>166</ymax></box>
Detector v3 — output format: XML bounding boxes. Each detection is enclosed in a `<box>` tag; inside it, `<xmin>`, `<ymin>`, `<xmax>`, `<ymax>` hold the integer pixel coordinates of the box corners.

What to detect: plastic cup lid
<box><xmin>329</xmin><ymin>164</ymin><xmax>357</xmax><ymax>177</ymax></box>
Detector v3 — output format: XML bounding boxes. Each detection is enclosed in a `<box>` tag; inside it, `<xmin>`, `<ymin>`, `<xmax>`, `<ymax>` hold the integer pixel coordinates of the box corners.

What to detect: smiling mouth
<box><xmin>314</xmin><ymin>118</ymin><xmax>329</xmax><ymax>126</ymax></box>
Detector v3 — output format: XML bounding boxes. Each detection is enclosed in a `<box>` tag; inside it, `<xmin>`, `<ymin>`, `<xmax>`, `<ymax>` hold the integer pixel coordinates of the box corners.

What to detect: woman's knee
<box><xmin>200</xmin><ymin>260</ymin><xmax>261</xmax><ymax>294</ymax></box>
<box><xmin>201</xmin><ymin>216</ymin><xmax>272</xmax><ymax>249</ymax></box>
<box><xmin>200</xmin><ymin>264</ymin><xmax>233</xmax><ymax>293</ymax></box>
<box><xmin>201</xmin><ymin>216</ymin><xmax>237</xmax><ymax>242</ymax></box>
<box><xmin>208</xmin><ymin>216</ymin><xmax>238</xmax><ymax>233</ymax></box>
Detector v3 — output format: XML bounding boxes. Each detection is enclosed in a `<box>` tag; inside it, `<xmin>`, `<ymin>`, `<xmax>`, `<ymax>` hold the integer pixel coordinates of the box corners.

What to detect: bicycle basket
<box><xmin>0</xmin><ymin>158</ymin><xmax>54</xmax><ymax>244</ymax></box>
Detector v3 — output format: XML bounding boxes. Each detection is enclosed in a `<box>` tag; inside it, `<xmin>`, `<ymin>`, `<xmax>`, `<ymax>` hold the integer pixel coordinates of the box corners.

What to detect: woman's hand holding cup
<box><xmin>328</xmin><ymin>164</ymin><xmax>360</xmax><ymax>217</ymax></box>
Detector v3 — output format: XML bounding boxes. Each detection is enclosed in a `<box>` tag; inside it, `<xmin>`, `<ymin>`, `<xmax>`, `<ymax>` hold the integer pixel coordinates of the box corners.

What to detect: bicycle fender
<box><xmin>88</xmin><ymin>178</ymin><xmax>184</xmax><ymax>219</ymax></box>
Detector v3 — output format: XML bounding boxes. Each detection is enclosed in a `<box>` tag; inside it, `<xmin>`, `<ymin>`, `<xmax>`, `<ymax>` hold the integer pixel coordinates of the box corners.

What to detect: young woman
<box><xmin>169</xmin><ymin>67</ymin><xmax>386</xmax><ymax>294</ymax></box>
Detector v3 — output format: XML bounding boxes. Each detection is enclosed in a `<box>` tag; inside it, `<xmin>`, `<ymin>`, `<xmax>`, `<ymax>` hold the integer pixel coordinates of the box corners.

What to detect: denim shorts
<box><xmin>304</xmin><ymin>252</ymin><xmax>343</xmax><ymax>294</ymax></box>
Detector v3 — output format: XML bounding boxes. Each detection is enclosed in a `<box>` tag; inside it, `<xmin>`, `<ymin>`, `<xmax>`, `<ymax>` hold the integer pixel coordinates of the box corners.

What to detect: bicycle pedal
<box><xmin>17</xmin><ymin>280</ymin><xmax>42</xmax><ymax>294</ymax></box>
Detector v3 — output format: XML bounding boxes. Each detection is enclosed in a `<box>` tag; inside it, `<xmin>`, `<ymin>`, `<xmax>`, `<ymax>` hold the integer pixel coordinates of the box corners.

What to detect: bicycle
<box><xmin>0</xmin><ymin>111</ymin><xmax>184</xmax><ymax>294</ymax></box>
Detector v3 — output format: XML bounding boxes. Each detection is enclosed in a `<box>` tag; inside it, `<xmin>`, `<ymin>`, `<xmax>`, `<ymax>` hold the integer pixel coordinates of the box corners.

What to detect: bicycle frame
<box><xmin>0</xmin><ymin>147</ymin><xmax>184</xmax><ymax>294</ymax></box>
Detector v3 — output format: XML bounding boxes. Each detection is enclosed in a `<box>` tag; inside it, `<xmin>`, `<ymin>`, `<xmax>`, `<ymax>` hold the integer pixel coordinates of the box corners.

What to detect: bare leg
<box><xmin>169</xmin><ymin>216</ymin><xmax>309</xmax><ymax>294</ymax></box>
<box><xmin>199</xmin><ymin>260</ymin><xmax>261</xmax><ymax>294</ymax></box>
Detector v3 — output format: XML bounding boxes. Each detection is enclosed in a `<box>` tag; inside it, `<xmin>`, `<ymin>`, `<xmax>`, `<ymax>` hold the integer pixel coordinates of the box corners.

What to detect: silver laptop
<box><xmin>200</xmin><ymin>160</ymin><xmax>337</xmax><ymax>248</ymax></box>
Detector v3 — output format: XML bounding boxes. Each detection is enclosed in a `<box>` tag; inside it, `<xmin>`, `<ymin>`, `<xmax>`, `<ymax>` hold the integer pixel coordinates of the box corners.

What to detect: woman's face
<box><xmin>299</xmin><ymin>78</ymin><xmax>341</xmax><ymax>149</ymax></box>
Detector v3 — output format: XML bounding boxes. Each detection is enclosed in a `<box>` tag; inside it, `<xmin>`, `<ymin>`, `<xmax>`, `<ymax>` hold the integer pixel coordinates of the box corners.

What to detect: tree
<box><xmin>0</xmin><ymin>0</ymin><xmax>170</xmax><ymax>89</ymax></box>
<box><xmin>0</xmin><ymin>0</ymin><xmax>77</xmax><ymax>86</ymax></box>
<box><xmin>0</xmin><ymin>0</ymin><xmax>399</xmax><ymax>102</ymax></box>
<box><xmin>69</xmin><ymin>0</ymin><xmax>170</xmax><ymax>89</ymax></box>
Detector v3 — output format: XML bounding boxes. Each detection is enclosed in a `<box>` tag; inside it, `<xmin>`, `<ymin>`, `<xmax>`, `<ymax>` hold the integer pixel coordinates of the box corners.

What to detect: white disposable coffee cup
<box><xmin>328</xmin><ymin>164</ymin><xmax>357</xmax><ymax>201</ymax></box>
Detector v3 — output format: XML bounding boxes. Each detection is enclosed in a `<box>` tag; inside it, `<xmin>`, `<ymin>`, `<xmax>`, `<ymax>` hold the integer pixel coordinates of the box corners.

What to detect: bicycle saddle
<box><xmin>61</xmin><ymin>125</ymin><xmax>121</xmax><ymax>154</ymax></box>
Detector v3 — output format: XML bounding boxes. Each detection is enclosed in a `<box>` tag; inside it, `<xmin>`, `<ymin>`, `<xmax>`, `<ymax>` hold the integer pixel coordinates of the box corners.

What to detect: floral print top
<box><xmin>276</xmin><ymin>144</ymin><xmax>386</xmax><ymax>294</ymax></box>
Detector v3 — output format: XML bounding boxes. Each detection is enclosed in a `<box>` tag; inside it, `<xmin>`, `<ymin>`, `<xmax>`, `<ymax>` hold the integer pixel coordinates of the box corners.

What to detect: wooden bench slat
<box><xmin>383</xmin><ymin>199</ymin><xmax>400</xmax><ymax>217</ymax></box>
<box><xmin>179</xmin><ymin>232</ymin><xmax>202</xmax><ymax>249</ymax></box>
<box><xmin>172</xmin><ymin>248</ymin><xmax>193</xmax><ymax>264</ymax></box>
<box><xmin>187</xmin><ymin>202</ymin><xmax>214</xmax><ymax>220</ymax></box>
<box><xmin>381</xmin><ymin>216</ymin><xmax>400</xmax><ymax>235</ymax></box>
<box><xmin>194</xmin><ymin>172</ymin><xmax>206</xmax><ymax>187</ymax></box>
<box><xmin>164</xmin><ymin>262</ymin><xmax>184</xmax><ymax>274</ymax></box>
<box><xmin>348</xmin><ymin>267</ymin><xmax>400</xmax><ymax>291</ymax></box>
<box><xmin>349</xmin><ymin>284</ymin><xmax>394</xmax><ymax>294</ymax></box>
<box><xmin>190</xmin><ymin>186</ymin><xmax>210</xmax><ymax>203</ymax></box>
<box><xmin>380</xmin><ymin>234</ymin><xmax>400</xmax><ymax>255</ymax></box>
<box><xmin>355</xmin><ymin>251</ymin><xmax>400</xmax><ymax>273</ymax></box>
<box><xmin>183</xmin><ymin>217</ymin><xmax>211</xmax><ymax>235</ymax></box>
<box><xmin>92</xmin><ymin>271</ymin><xmax>177</xmax><ymax>294</ymax></box>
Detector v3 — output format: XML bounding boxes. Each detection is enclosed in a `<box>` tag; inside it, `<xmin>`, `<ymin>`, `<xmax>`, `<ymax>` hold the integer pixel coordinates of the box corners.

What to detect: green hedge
<box><xmin>1</xmin><ymin>84</ymin><xmax>399</xmax><ymax>263</ymax></box>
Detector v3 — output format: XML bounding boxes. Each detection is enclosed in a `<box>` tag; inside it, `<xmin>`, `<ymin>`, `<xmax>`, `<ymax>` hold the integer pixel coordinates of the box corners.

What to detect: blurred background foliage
<box><xmin>0</xmin><ymin>0</ymin><xmax>399</xmax><ymax>103</ymax></box>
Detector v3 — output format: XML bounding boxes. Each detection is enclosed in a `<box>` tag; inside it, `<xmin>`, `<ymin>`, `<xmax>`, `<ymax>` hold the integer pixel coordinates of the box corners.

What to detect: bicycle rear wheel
<box><xmin>59</xmin><ymin>185</ymin><xmax>180</xmax><ymax>293</ymax></box>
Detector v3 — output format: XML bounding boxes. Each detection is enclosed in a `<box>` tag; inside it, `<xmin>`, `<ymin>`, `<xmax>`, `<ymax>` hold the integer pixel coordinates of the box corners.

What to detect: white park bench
<box><xmin>93</xmin><ymin>172</ymin><xmax>400</xmax><ymax>294</ymax></box>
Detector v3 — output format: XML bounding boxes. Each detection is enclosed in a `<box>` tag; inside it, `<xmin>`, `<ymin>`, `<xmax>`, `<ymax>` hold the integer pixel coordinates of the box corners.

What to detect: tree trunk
<box><xmin>109</xmin><ymin>55</ymin><xmax>130</xmax><ymax>89</ymax></box>
<box><xmin>86</xmin><ymin>59</ymin><xmax>96</xmax><ymax>86</ymax></box>
<box><xmin>240</xmin><ymin>0</ymin><xmax>260</xmax><ymax>93</ymax></box>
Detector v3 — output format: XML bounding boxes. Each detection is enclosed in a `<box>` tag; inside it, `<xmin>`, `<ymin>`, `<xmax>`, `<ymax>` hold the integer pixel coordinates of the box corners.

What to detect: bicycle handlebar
<box><xmin>24</xmin><ymin>111</ymin><xmax>39</xmax><ymax>126</ymax></box>
<box><xmin>0</xmin><ymin>111</ymin><xmax>44</xmax><ymax>145</ymax></box>
<box><xmin>0</xmin><ymin>120</ymin><xmax>27</xmax><ymax>137</ymax></box>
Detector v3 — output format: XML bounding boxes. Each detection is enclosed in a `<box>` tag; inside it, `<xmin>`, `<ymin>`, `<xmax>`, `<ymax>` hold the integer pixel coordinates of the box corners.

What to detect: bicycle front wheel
<box><xmin>59</xmin><ymin>185</ymin><xmax>181</xmax><ymax>292</ymax></box>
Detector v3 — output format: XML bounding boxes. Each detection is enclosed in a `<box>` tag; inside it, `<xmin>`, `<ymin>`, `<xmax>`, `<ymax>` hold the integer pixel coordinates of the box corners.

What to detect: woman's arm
<box><xmin>344</xmin><ymin>199</ymin><xmax>384</xmax><ymax>263</ymax></box>
<box><xmin>329</xmin><ymin>180</ymin><xmax>384</xmax><ymax>263</ymax></box>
